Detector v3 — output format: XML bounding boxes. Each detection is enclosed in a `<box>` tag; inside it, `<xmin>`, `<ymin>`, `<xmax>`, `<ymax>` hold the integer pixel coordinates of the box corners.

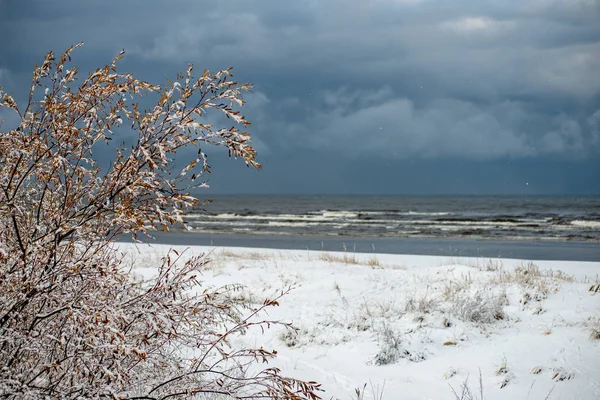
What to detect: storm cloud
<box><xmin>1</xmin><ymin>0</ymin><xmax>599</xmax><ymax>193</ymax></box>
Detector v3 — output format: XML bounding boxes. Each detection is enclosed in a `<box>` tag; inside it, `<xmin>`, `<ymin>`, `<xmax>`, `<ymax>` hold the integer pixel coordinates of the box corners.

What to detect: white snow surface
<box><xmin>117</xmin><ymin>243</ymin><xmax>600</xmax><ymax>400</ymax></box>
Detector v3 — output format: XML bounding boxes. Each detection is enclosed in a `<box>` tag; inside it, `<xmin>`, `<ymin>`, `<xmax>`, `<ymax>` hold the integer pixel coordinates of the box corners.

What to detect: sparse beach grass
<box><xmin>319</xmin><ymin>251</ymin><xmax>384</xmax><ymax>268</ymax></box>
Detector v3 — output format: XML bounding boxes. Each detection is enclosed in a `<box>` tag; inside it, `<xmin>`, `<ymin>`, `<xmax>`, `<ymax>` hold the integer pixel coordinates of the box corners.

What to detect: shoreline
<box><xmin>118</xmin><ymin>231</ymin><xmax>600</xmax><ymax>262</ymax></box>
<box><xmin>176</xmin><ymin>228</ymin><xmax>600</xmax><ymax>243</ymax></box>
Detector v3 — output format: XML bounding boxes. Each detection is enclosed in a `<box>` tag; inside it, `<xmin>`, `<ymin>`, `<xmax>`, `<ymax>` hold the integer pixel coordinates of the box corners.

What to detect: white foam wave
<box><xmin>406</xmin><ymin>211</ymin><xmax>452</xmax><ymax>216</ymax></box>
<box><xmin>357</xmin><ymin>211</ymin><xmax>451</xmax><ymax>216</ymax></box>
<box><xmin>186</xmin><ymin>218</ymin><xmax>547</xmax><ymax>230</ymax></box>
<box><xmin>405</xmin><ymin>220</ymin><xmax>542</xmax><ymax>228</ymax></box>
<box><xmin>320</xmin><ymin>211</ymin><xmax>359</xmax><ymax>219</ymax></box>
<box><xmin>570</xmin><ymin>220</ymin><xmax>600</xmax><ymax>229</ymax></box>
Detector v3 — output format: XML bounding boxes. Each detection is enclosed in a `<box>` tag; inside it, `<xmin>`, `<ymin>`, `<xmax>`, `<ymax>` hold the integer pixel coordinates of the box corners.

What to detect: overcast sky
<box><xmin>1</xmin><ymin>0</ymin><xmax>599</xmax><ymax>194</ymax></box>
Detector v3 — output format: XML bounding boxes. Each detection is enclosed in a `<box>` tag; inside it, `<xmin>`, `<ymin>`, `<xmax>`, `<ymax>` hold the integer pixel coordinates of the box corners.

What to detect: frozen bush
<box><xmin>452</xmin><ymin>291</ymin><xmax>506</xmax><ymax>324</ymax></box>
<box><xmin>373</xmin><ymin>325</ymin><xmax>425</xmax><ymax>365</ymax></box>
<box><xmin>0</xmin><ymin>45</ymin><xmax>320</xmax><ymax>399</ymax></box>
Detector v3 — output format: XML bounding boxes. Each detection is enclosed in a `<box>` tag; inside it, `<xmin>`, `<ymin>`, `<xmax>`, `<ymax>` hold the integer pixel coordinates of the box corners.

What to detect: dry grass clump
<box><xmin>373</xmin><ymin>324</ymin><xmax>425</xmax><ymax>365</ymax></box>
<box><xmin>319</xmin><ymin>252</ymin><xmax>382</xmax><ymax>267</ymax></box>
<box><xmin>489</xmin><ymin>262</ymin><xmax>574</xmax><ymax>312</ymax></box>
<box><xmin>279</xmin><ymin>327</ymin><xmax>301</xmax><ymax>348</ymax></box>
<box><xmin>490</xmin><ymin>262</ymin><xmax>535</xmax><ymax>286</ymax></box>
<box><xmin>591</xmin><ymin>326</ymin><xmax>600</xmax><ymax>341</ymax></box>
<box><xmin>320</xmin><ymin>251</ymin><xmax>359</xmax><ymax>264</ymax></box>
<box><xmin>551</xmin><ymin>269</ymin><xmax>575</xmax><ymax>283</ymax></box>
<box><xmin>582</xmin><ymin>317</ymin><xmax>600</xmax><ymax>340</ymax></box>
<box><xmin>540</xmin><ymin>324</ymin><xmax>553</xmax><ymax>335</ymax></box>
<box><xmin>230</xmin><ymin>288</ymin><xmax>261</xmax><ymax>305</ymax></box>
<box><xmin>366</xmin><ymin>255</ymin><xmax>382</xmax><ymax>268</ymax></box>
<box><xmin>512</xmin><ymin>262</ymin><xmax>543</xmax><ymax>285</ymax></box>
<box><xmin>452</xmin><ymin>291</ymin><xmax>506</xmax><ymax>324</ymax></box>
<box><xmin>520</xmin><ymin>290</ymin><xmax>546</xmax><ymax>306</ymax></box>
<box><xmin>443</xmin><ymin>367</ymin><xmax>458</xmax><ymax>379</ymax></box>
<box><xmin>278</xmin><ymin>325</ymin><xmax>344</xmax><ymax>348</ymax></box>
<box><xmin>405</xmin><ymin>292</ymin><xmax>436</xmax><ymax>314</ymax></box>
<box><xmin>530</xmin><ymin>366</ymin><xmax>543</xmax><ymax>375</ymax></box>
<box><xmin>493</xmin><ymin>357</ymin><xmax>514</xmax><ymax>388</ymax></box>
<box><xmin>439</xmin><ymin>262</ymin><xmax>574</xmax><ymax>330</ymax></box>
<box><xmin>355</xmin><ymin>298</ymin><xmax>403</xmax><ymax>329</ymax></box>
<box><xmin>218</xmin><ymin>249</ymin><xmax>270</xmax><ymax>260</ymax></box>
<box><xmin>551</xmin><ymin>367</ymin><xmax>574</xmax><ymax>381</ymax></box>
<box><xmin>442</xmin><ymin>274</ymin><xmax>474</xmax><ymax>302</ymax></box>
<box><xmin>494</xmin><ymin>357</ymin><xmax>508</xmax><ymax>376</ymax></box>
<box><xmin>492</xmin><ymin>262</ymin><xmax>573</xmax><ymax>287</ymax></box>
<box><xmin>478</xmin><ymin>258</ymin><xmax>503</xmax><ymax>272</ymax></box>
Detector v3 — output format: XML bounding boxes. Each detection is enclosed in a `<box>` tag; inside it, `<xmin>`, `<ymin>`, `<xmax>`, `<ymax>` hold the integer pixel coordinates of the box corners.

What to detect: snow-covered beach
<box><xmin>118</xmin><ymin>243</ymin><xmax>600</xmax><ymax>400</ymax></box>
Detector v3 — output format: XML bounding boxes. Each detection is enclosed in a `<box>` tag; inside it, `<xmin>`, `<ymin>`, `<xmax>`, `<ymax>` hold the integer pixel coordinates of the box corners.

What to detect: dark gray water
<box><xmin>182</xmin><ymin>195</ymin><xmax>600</xmax><ymax>242</ymax></box>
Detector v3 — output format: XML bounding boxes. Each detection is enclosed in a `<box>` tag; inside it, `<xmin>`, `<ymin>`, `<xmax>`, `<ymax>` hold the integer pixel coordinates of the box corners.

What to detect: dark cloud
<box><xmin>1</xmin><ymin>0</ymin><xmax>599</xmax><ymax>193</ymax></box>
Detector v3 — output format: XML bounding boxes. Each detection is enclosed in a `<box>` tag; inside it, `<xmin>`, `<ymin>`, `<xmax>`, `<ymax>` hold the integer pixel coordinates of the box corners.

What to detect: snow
<box><xmin>117</xmin><ymin>243</ymin><xmax>600</xmax><ymax>400</ymax></box>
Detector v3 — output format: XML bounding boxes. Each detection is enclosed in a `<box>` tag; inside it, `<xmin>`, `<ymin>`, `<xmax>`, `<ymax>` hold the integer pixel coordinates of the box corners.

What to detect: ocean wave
<box><xmin>357</xmin><ymin>210</ymin><xmax>452</xmax><ymax>216</ymax></box>
<box><xmin>184</xmin><ymin>217</ymin><xmax>572</xmax><ymax>231</ymax></box>
<box><xmin>320</xmin><ymin>210</ymin><xmax>359</xmax><ymax>219</ymax></box>
<box><xmin>179</xmin><ymin>200</ymin><xmax>600</xmax><ymax>242</ymax></box>
<box><xmin>569</xmin><ymin>220</ymin><xmax>600</xmax><ymax>229</ymax></box>
<box><xmin>266</xmin><ymin>221</ymin><xmax>349</xmax><ymax>229</ymax></box>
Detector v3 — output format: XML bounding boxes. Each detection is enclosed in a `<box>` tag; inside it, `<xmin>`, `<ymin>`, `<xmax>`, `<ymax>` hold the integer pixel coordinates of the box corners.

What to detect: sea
<box><xmin>133</xmin><ymin>195</ymin><xmax>600</xmax><ymax>262</ymax></box>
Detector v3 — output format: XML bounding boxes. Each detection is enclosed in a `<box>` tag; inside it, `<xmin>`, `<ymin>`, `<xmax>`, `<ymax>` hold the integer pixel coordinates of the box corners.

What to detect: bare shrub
<box><xmin>0</xmin><ymin>45</ymin><xmax>320</xmax><ymax>399</ymax></box>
